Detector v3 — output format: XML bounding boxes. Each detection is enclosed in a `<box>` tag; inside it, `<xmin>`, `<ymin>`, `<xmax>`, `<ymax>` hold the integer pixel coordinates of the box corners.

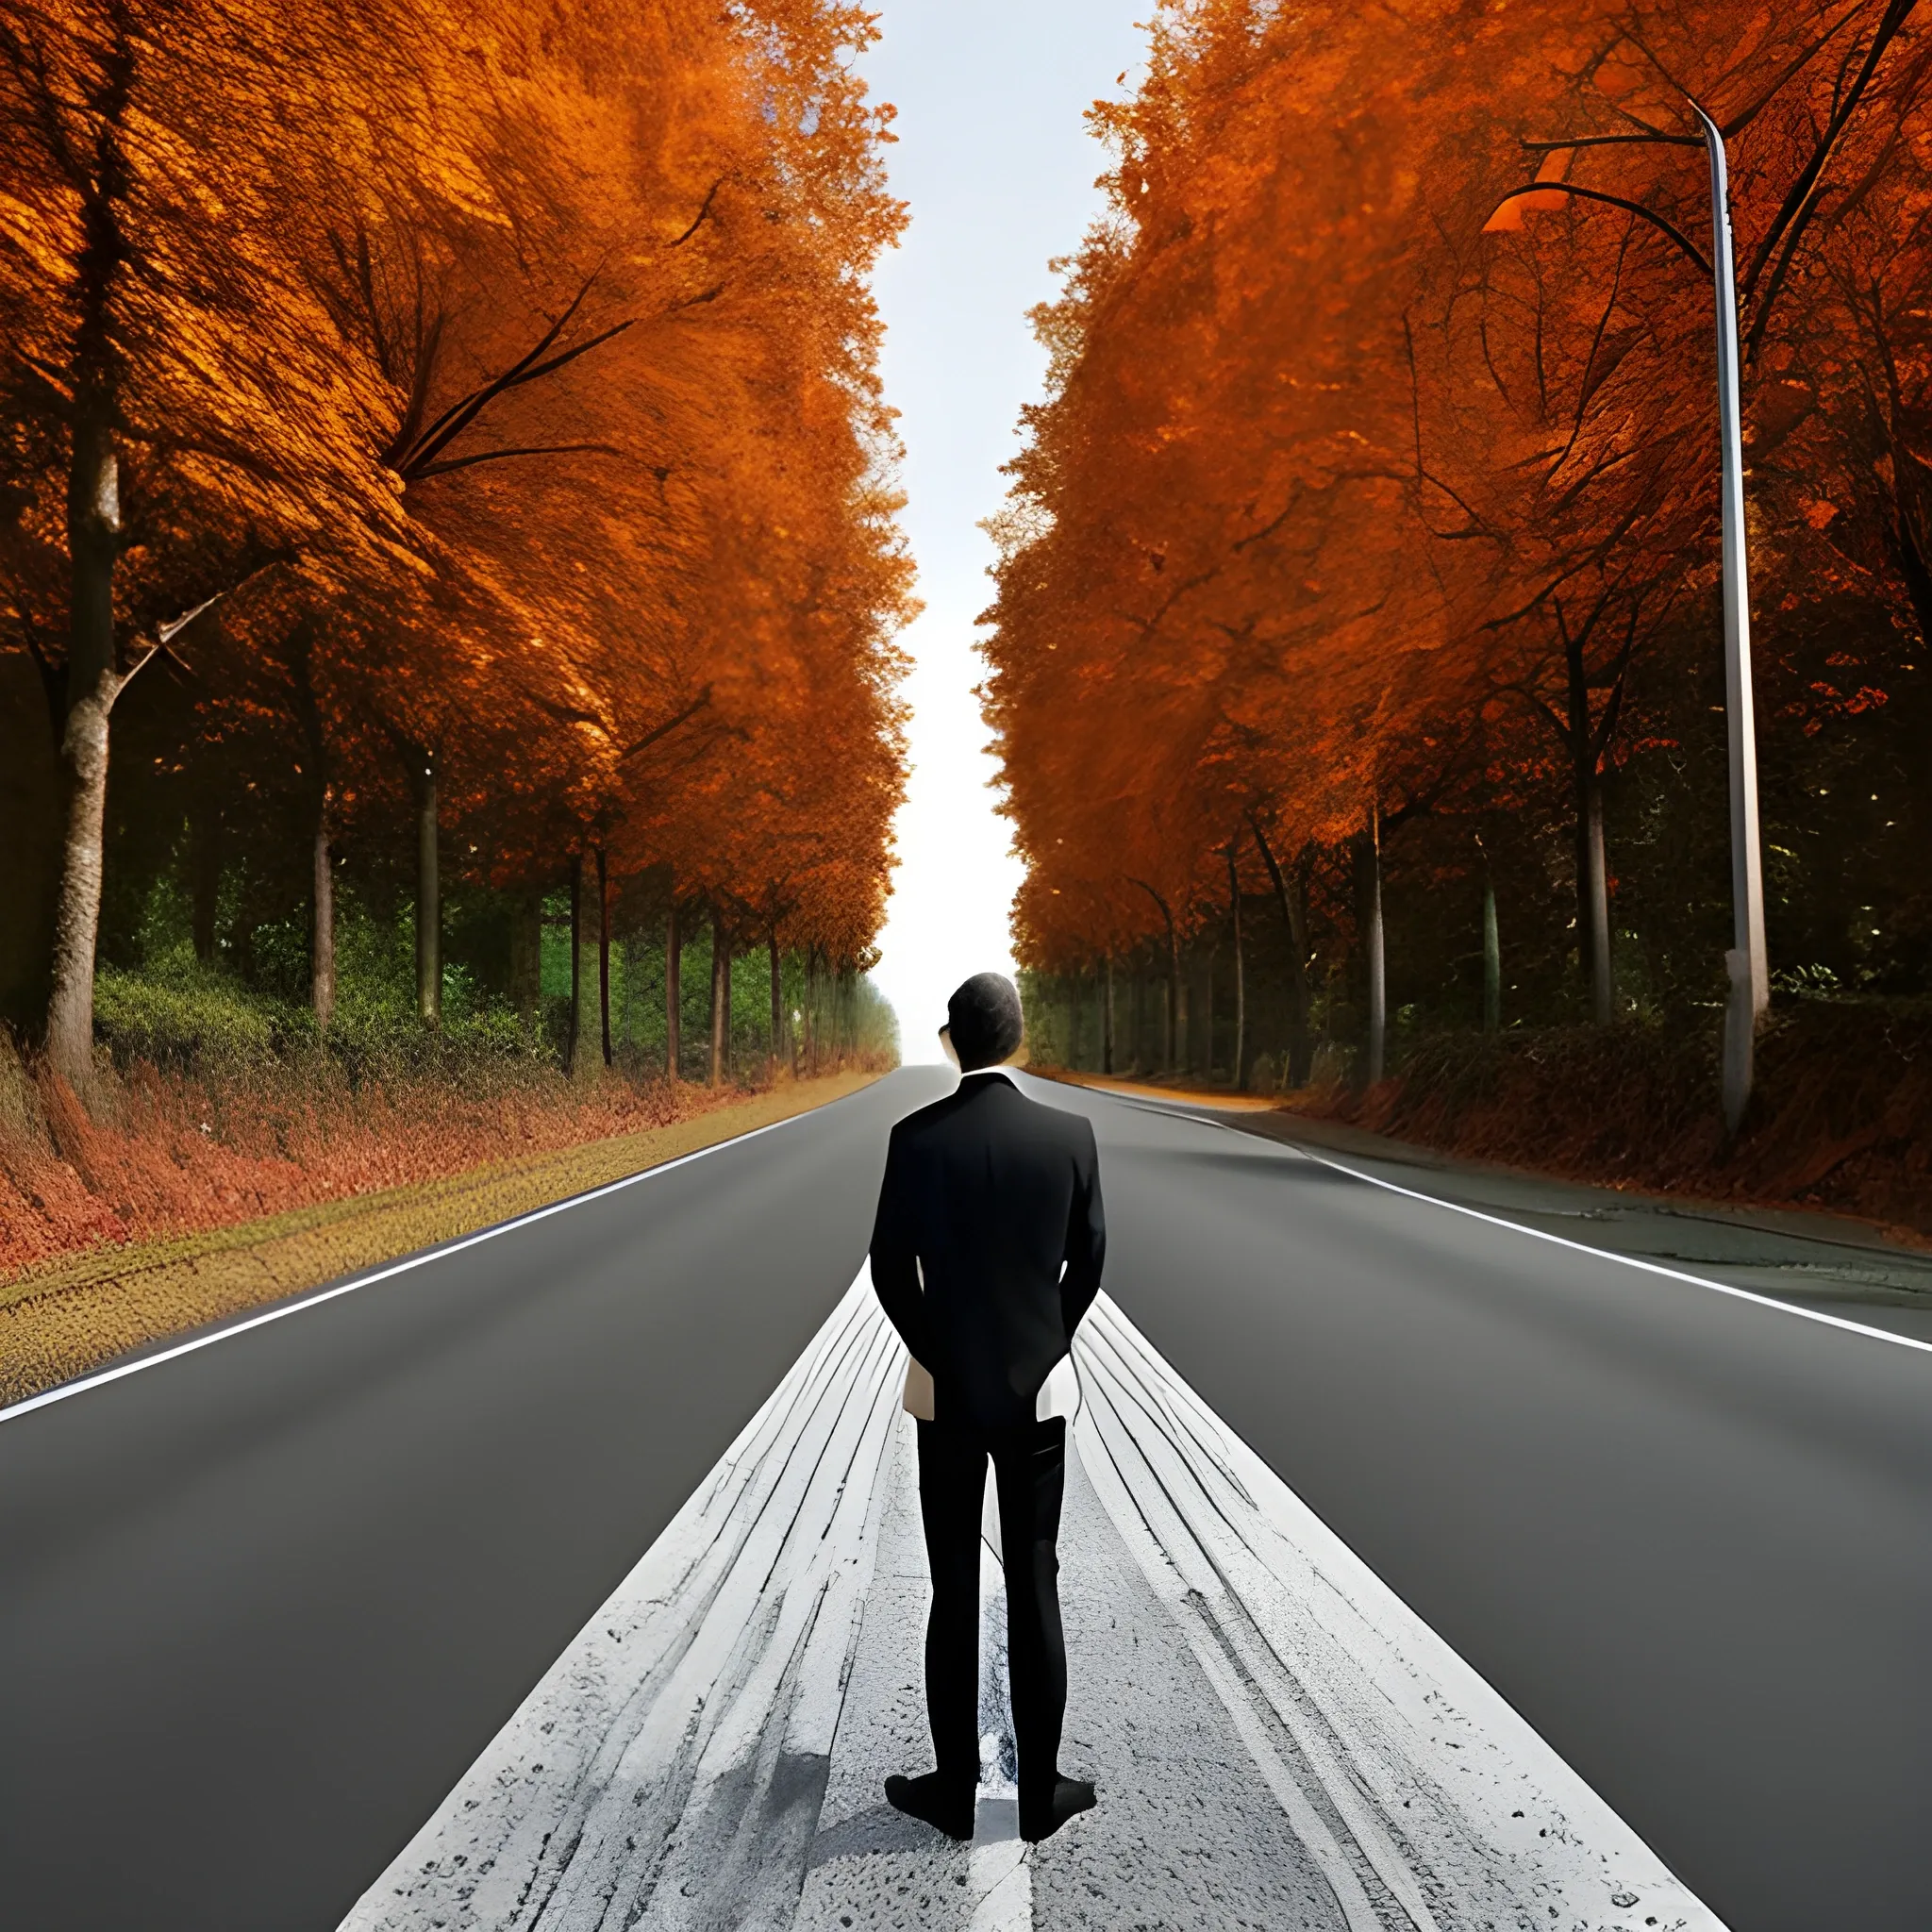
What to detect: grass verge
<box><xmin>1</xmin><ymin>1070</ymin><xmax>878</xmax><ymax>1408</ymax></box>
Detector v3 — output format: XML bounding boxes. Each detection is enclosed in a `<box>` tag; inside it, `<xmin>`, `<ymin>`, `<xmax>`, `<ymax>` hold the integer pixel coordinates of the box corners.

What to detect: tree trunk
<box><xmin>1065</xmin><ymin>976</ymin><xmax>1080</xmax><ymax>1070</ymax></box>
<box><xmin>1353</xmin><ymin>816</ymin><xmax>1386</xmax><ymax>1087</ymax></box>
<box><xmin>1251</xmin><ymin>818</ymin><xmax>1312</xmax><ymax>1089</ymax></box>
<box><xmin>1289</xmin><ymin>850</ymin><xmax>1314</xmax><ymax>1081</ymax></box>
<box><xmin>1199</xmin><ymin>948</ymin><xmax>1214</xmax><ymax>1079</ymax></box>
<box><xmin>1578</xmin><ymin>767</ymin><xmax>1612</xmax><ymax>1025</ymax></box>
<box><xmin>709</xmin><ymin>908</ymin><xmax>729</xmax><ymax>1088</ymax></box>
<box><xmin>508</xmin><ymin>886</ymin><xmax>543</xmax><ymax>1025</ymax></box>
<box><xmin>311</xmin><ymin>806</ymin><xmax>335</xmax><ymax>1033</ymax></box>
<box><xmin>43</xmin><ymin>42</ymin><xmax>132</xmax><ymax>1088</ymax></box>
<box><xmin>769</xmin><ymin>932</ymin><xmax>783</xmax><ymax>1071</ymax></box>
<box><xmin>1483</xmin><ymin>874</ymin><xmax>1502</xmax><ymax>1033</ymax></box>
<box><xmin>288</xmin><ymin>631</ymin><xmax>335</xmax><ymax>1032</ymax></box>
<box><xmin>1103</xmin><ymin>954</ymin><xmax>1115</xmax><ymax>1074</ymax></box>
<box><xmin>1561</xmin><ymin>611</ymin><xmax>1615</xmax><ymax>1027</ymax></box>
<box><xmin>664</xmin><ymin>900</ymin><xmax>681</xmax><ymax>1081</ymax></box>
<box><xmin>1168</xmin><ymin>939</ymin><xmax>1183</xmax><ymax>1072</ymax></box>
<box><xmin>45</xmin><ymin>429</ymin><xmax>122</xmax><ymax>1091</ymax></box>
<box><xmin>414</xmin><ymin>754</ymin><xmax>440</xmax><ymax>1024</ymax></box>
<box><xmin>566</xmin><ymin>853</ymin><xmax>582</xmax><ymax>1075</ymax></box>
<box><xmin>596</xmin><ymin>845</ymin><xmax>612</xmax><ymax>1067</ymax></box>
<box><xmin>803</xmin><ymin>947</ymin><xmax>817</xmax><ymax>1073</ymax></box>
<box><xmin>1228</xmin><ymin>843</ymin><xmax>1245</xmax><ymax>1090</ymax></box>
<box><xmin>190</xmin><ymin>805</ymin><xmax>222</xmax><ymax>966</ymax></box>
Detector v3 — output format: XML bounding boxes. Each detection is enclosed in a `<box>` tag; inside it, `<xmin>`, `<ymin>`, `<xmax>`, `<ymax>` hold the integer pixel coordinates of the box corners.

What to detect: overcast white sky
<box><xmin>860</xmin><ymin>2</ymin><xmax>1146</xmax><ymax>1062</ymax></box>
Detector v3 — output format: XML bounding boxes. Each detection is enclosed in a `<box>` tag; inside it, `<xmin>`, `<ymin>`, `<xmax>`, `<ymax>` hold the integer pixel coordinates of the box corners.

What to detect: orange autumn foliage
<box><xmin>986</xmin><ymin>0</ymin><xmax>1932</xmax><ymax>1010</ymax></box>
<box><xmin>0</xmin><ymin>0</ymin><xmax>910</xmax><ymax>1075</ymax></box>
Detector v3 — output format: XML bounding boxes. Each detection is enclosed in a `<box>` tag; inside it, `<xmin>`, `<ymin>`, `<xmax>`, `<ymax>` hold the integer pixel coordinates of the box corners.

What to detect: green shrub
<box><xmin>93</xmin><ymin>950</ymin><xmax>550</xmax><ymax>1085</ymax></box>
<box><xmin>94</xmin><ymin>957</ymin><xmax>296</xmax><ymax>1071</ymax></box>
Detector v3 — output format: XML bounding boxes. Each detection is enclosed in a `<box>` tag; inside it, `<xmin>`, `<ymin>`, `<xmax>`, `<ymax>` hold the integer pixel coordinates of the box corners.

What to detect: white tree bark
<box><xmin>45</xmin><ymin>440</ymin><xmax>122</xmax><ymax>1091</ymax></box>
<box><xmin>1228</xmin><ymin>843</ymin><xmax>1245</xmax><ymax>1090</ymax></box>
<box><xmin>312</xmin><ymin>808</ymin><xmax>336</xmax><ymax>1032</ymax></box>
<box><xmin>1357</xmin><ymin>810</ymin><xmax>1386</xmax><ymax>1087</ymax></box>
<box><xmin>414</xmin><ymin>757</ymin><xmax>440</xmax><ymax>1024</ymax></box>
<box><xmin>1482</xmin><ymin>875</ymin><xmax>1501</xmax><ymax>1034</ymax></box>
<box><xmin>1585</xmin><ymin>780</ymin><xmax>1612</xmax><ymax>1026</ymax></box>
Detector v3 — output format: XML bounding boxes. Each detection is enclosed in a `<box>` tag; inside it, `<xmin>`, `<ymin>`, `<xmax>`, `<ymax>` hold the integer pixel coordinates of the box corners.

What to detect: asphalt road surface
<box><xmin>3</xmin><ymin>1066</ymin><xmax>1926</xmax><ymax>1930</ymax></box>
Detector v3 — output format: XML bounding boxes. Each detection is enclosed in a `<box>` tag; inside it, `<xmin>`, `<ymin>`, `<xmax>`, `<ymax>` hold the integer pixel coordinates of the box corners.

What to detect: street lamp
<box><xmin>1690</xmin><ymin>106</ymin><xmax>1770</xmax><ymax>1135</ymax></box>
<box><xmin>1490</xmin><ymin>104</ymin><xmax>1770</xmax><ymax>1130</ymax></box>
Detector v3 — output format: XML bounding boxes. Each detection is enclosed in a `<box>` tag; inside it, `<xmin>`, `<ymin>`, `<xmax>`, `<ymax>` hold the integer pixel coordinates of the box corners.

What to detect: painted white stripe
<box><xmin>336</xmin><ymin>1254</ymin><xmax>1732</xmax><ymax>1928</ymax></box>
<box><xmin>341</xmin><ymin>1270</ymin><xmax>902</xmax><ymax>1931</ymax></box>
<box><xmin>1077</xmin><ymin>1317</ymin><xmax>1437</xmax><ymax>1932</ymax></box>
<box><xmin>1129</xmin><ymin>1092</ymin><xmax>1932</xmax><ymax>1358</ymax></box>
<box><xmin>0</xmin><ymin>1106</ymin><xmax>832</xmax><ymax>1426</ymax></box>
<box><xmin>963</xmin><ymin>1831</ymin><xmax>1031</xmax><ymax>1932</ymax></box>
<box><xmin>1073</xmin><ymin>1292</ymin><xmax>1728</xmax><ymax>1932</ymax></box>
<box><xmin>967</xmin><ymin>1487</ymin><xmax>1033</xmax><ymax>1932</ymax></box>
<box><xmin>1295</xmin><ymin>1140</ymin><xmax>1932</xmax><ymax>1357</ymax></box>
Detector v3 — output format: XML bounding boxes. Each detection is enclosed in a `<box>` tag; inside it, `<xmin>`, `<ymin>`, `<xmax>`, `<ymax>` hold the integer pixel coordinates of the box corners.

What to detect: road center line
<box><xmin>0</xmin><ymin>1106</ymin><xmax>832</xmax><ymax>1427</ymax></box>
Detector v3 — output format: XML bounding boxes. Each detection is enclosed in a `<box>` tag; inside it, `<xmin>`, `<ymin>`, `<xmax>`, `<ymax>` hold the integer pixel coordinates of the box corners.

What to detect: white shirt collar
<box><xmin>958</xmin><ymin>1066</ymin><xmax>1018</xmax><ymax>1087</ymax></box>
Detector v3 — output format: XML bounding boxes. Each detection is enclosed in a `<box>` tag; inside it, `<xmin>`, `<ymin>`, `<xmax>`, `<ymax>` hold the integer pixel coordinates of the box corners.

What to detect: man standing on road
<box><xmin>868</xmin><ymin>972</ymin><xmax>1107</xmax><ymax>1846</ymax></box>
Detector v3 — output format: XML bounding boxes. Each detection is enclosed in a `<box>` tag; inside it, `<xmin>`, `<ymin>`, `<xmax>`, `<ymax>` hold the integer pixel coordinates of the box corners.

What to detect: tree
<box><xmin>988</xmin><ymin>0</ymin><xmax>1932</xmax><ymax>1077</ymax></box>
<box><xmin>0</xmin><ymin>0</ymin><xmax>912</xmax><ymax>1073</ymax></box>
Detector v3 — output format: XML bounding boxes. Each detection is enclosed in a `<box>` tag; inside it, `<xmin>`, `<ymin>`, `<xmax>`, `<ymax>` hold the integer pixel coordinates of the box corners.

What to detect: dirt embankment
<box><xmin>1296</xmin><ymin>1004</ymin><xmax>1932</xmax><ymax>1241</ymax></box>
<box><xmin>1046</xmin><ymin>1003</ymin><xmax>1932</xmax><ymax>1244</ymax></box>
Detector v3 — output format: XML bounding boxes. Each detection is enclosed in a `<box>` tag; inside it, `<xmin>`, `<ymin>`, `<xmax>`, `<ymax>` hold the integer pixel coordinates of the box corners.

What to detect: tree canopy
<box><xmin>986</xmin><ymin>0</ymin><xmax>1932</xmax><ymax>1078</ymax></box>
<box><xmin>2</xmin><ymin>0</ymin><xmax>911</xmax><ymax>1076</ymax></box>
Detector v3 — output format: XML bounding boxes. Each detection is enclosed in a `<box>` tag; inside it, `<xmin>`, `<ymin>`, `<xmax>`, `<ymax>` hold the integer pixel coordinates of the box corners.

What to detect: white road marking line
<box><xmin>1077</xmin><ymin>1374</ymin><xmax>1391</xmax><ymax>1932</ymax></box>
<box><xmin>336</xmin><ymin>1262</ymin><xmax>1728</xmax><ymax>1927</ymax></box>
<box><xmin>1295</xmin><ymin>1141</ymin><xmax>1932</xmax><ymax>1357</ymax></box>
<box><xmin>964</xmin><ymin>1829</ymin><xmax>1031</xmax><ymax>1932</ymax></box>
<box><xmin>1074</xmin><ymin>1292</ymin><xmax>1727</xmax><ymax>1932</ymax></box>
<box><xmin>0</xmin><ymin>1106</ymin><xmax>836</xmax><ymax>1426</ymax></box>
<box><xmin>969</xmin><ymin>1439</ymin><xmax>1034</xmax><ymax>1932</ymax></box>
<box><xmin>1078</xmin><ymin>1319</ymin><xmax>1444</xmax><ymax>1932</ymax></box>
<box><xmin>340</xmin><ymin>1271</ymin><xmax>902</xmax><ymax>1931</ymax></box>
<box><xmin>1125</xmin><ymin>1091</ymin><xmax>1932</xmax><ymax>1359</ymax></box>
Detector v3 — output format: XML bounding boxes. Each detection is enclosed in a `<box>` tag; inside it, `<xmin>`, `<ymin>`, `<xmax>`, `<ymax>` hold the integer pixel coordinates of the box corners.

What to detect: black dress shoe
<box><xmin>885</xmin><ymin>1771</ymin><xmax>975</xmax><ymax>1840</ymax></box>
<box><xmin>1019</xmin><ymin>1775</ymin><xmax>1097</xmax><ymax>1843</ymax></box>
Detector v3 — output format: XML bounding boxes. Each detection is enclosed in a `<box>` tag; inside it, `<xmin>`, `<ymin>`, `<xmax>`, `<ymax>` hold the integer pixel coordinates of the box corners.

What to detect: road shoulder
<box><xmin>0</xmin><ymin>1071</ymin><xmax>880</xmax><ymax>1407</ymax></box>
<box><xmin>1050</xmin><ymin>1071</ymin><xmax>1932</xmax><ymax>1340</ymax></box>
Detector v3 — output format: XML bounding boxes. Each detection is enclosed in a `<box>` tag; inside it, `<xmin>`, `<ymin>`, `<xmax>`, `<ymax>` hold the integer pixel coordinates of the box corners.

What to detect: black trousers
<box><xmin>915</xmin><ymin>1414</ymin><xmax>1068</xmax><ymax>1798</ymax></box>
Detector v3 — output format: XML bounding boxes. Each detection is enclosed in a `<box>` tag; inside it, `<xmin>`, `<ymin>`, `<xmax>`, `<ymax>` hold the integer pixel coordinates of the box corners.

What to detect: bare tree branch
<box><xmin>1486</xmin><ymin>182</ymin><xmax>1711</xmax><ymax>276</ymax></box>
<box><xmin>410</xmin><ymin>441</ymin><xmax>621</xmax><ymax>480</ymax></box>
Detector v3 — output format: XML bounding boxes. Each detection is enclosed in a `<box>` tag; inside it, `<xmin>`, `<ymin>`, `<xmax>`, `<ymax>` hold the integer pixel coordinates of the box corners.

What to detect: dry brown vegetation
<box><xmin>1</xmin><ymin>1066</ymin><xmax>879</xmax><ymax>1407</ymax></box>
<box><xmin>1298</xmin><ymin>1004</ymin><xmax>1932</xmax><ymax>1241</ymax></box>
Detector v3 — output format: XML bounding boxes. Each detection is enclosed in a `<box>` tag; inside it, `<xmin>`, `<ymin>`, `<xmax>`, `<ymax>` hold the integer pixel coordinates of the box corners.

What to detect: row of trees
<box><xmin>1</xmin><ymin>0</ymin><xmax>911</xmax><ymax>1087</ymax></box>
<box><xmin>986</xmin><ymin>0</ymin><xmax>1932</xmax><ymax>1090</ymax></box>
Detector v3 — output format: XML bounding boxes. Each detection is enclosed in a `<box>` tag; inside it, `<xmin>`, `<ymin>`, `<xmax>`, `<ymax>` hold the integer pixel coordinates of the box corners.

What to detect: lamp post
<box><xmin>1491</xmin><ymin>108</ymin><xmax>1771</xmax><ymax>1128</ymax></box>
<box><xmin>1690</xmin><ymin>104</ymin><xmax>1769</xmax><ymax>1134</ymax></box>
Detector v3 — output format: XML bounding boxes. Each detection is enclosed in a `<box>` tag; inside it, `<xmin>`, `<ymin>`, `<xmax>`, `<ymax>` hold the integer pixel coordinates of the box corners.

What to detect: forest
<box><xmin>0</xmin><ymin>0</ymin><xmax>909</xmax><ymax>1108</ymax></box>
<box><xmin>988</xmin><ymin>0</ymin><xmax>1932</xmax><ymax>1212</ymax></box>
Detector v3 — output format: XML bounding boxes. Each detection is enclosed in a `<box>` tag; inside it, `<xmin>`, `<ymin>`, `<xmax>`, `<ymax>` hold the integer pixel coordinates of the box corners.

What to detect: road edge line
<box><xmin>1146</xmin><ymin>1098</ymin><xmax>1932</xmax><ymax>1358</ymax></box>
<box><xmin>0</xmin><ymin>1105</ymin><xmax>832</xmax><ymax>1427</ymax></box>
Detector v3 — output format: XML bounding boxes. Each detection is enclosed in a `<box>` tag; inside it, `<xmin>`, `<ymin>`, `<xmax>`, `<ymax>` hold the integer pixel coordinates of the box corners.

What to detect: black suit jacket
<box><xmin>869</xmin><ymin>1073</ymin><xmax>1107</xmax><ymax>1430</ymax></box>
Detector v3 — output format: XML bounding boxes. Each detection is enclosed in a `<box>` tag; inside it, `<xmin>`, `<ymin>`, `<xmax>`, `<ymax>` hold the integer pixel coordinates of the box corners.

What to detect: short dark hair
<box><xmin>946</xmin><ymin>973</ymin><xmax>1024</xmax><ymax>1072</ymax></box>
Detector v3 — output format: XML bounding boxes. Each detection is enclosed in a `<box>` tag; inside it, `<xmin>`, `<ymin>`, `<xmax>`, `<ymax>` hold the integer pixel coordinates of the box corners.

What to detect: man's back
<box><xmin>873</xmin><ymin>974</ymin><xmax>1104</xmax><ymax>1847</ymax></box>
<box><xmin>869</xmin><ymin>1074</ymin><xmax>1106</xmax><ymax>1430</ymax></box>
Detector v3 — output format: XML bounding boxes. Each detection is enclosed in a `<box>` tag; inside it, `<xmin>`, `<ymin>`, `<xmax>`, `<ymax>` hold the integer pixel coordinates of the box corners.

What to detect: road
<box><xmin>3</xmin><ymin>1066</ymin><xmax>1927</xmax><ymax>1930</ymax></box>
